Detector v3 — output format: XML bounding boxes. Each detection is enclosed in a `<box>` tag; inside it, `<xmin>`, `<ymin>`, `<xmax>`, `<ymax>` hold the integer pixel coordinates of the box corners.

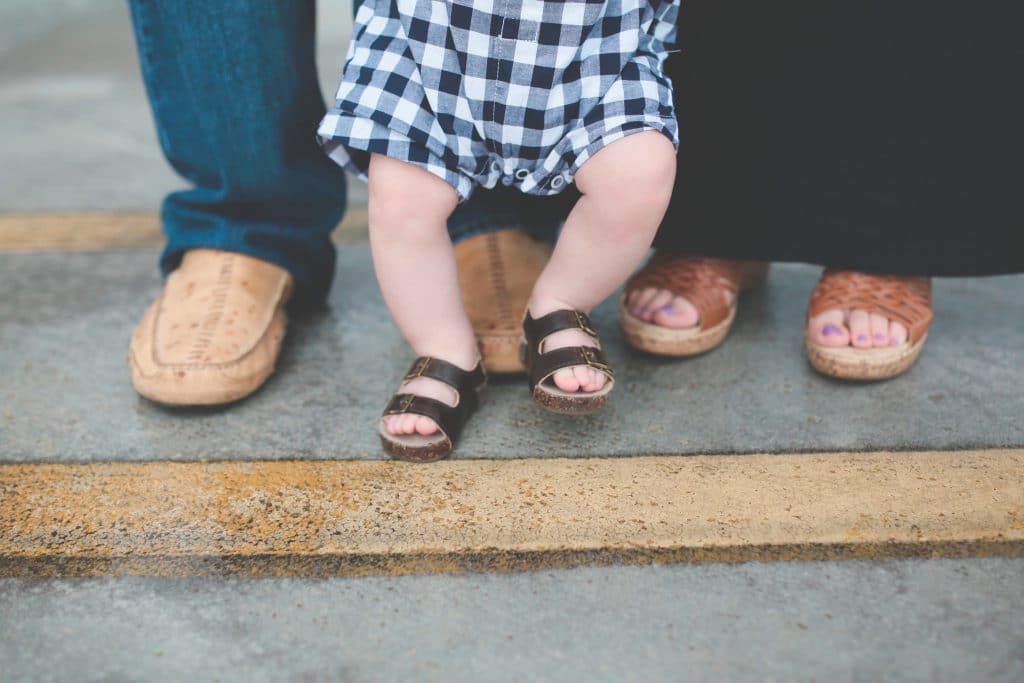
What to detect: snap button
<box><xmin>550</xmin><ymin>175</ymin><xmax>565</xmax><ymax>189</ymax></box>
<box><xmin>514</xmin><ymin>168</ymin><xmax>530</xmax><ymax>180</ymax></box>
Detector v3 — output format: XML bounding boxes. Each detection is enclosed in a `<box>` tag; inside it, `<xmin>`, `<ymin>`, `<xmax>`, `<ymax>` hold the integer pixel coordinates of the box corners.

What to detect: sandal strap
<box><xmin>522</xmin><ymin>309</ymin><xmax>598</xmax><ymax>348</ymax></box>
<box><xmin>808</xmin><ymin>269</ymin><xmax>933</xmax><ymax>343</ymax></box>
<box><xmin>383</xmin><ymin>394</ymin><xmax>467</xmax><ymax>442</ymax></box>
<box><xmin>624</xmin><ymin>254</ymin><xmax>745</xmax><ymax>330</ymax></box>
<box><xmin>402</xmin><ymin>356</ymin><xmax>486</xmax><ymax>393</ymax></box>
<box><xmin>527</xmin><ymin>345</ymin><xmax>613</xmax><ymax>389</ymax></box>
<box><xmin>382</xmin><ymin>357</ymin><xmax>487</xmax><ymax>444</ymax></box>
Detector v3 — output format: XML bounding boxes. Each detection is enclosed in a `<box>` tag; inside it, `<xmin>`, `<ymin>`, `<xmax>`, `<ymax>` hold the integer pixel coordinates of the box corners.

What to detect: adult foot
<box><xmin>620</xmin><ymin>254</ymin><xmax>768</xmax><ymax>356</ymax></box>
<box><xmin>128</xmin><ymin>249</ymin><xmax>292</xmax><ymax>405</ymax></box>
<box><xmin>456</xmin><ymin>228</ymin><xmax>552</xmax><ymax>374</ymax></box>
<box><xmin>804</xmin><ymin>269</ymin><xmax>933</xmax><ymax>380</ymax></box>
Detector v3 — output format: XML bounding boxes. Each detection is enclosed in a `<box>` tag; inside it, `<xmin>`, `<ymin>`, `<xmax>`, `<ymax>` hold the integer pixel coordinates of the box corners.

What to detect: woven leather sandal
<box><xmin>805</xmin><ymin>270</ymin><xmax>933</xmax><ymax>381</ymax></box>
<box><xmin>379</xmin><ymin>357</ymin><xmax>487</xmax><ymax>462</ymax></box>
<box><xmin>520</xmin><ymin>310</ymin><xmax>614</xmax><ymax>414</ymax></box>
<box><xmin>619</xmin><ymin>255</ymin><xmax>769</xmax><ymax>356</ymax></box>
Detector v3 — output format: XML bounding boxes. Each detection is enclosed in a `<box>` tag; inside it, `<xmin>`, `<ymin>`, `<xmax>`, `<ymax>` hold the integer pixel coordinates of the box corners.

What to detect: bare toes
<box><xmin>848</xmin><ymin>310</ymin><xmax>872</xmax><ymax>348</ymax></box>
<box><xmin>631</xmin><ymin>288</ymin><xmax>659</xmax><ymax>316</ymax></box>
<box><xmin>414</xmin><ymin>416</ymin><xmax>439</xmax><ymax>436</ymax></box>
<box><xmin>869</xmin><ymin>313</ymin><xmax>889</xmax><ymax>348</ymax></box>
<box><xmin>552</xmin><ymin>367</ymin><xmax>582</xmax><ymax>393</ymax></box>
<box><xmin>640</xmin><ymin>290</ymin><xmax>674</xmax><ymax>320</ymax></box>
<box><xmin>809</xmin><ymin>310</ymin><xmax>849</xmax><ymax>347</ymax></box>
<box><xmin>651</xmin><ymin>295</ymin><xmax>699</xmax><ymax>329</ymax></box>
<box><xmin>890</xmin><ymin>321</ymin><xmax>909</xmax><ymax>346</ymax></box>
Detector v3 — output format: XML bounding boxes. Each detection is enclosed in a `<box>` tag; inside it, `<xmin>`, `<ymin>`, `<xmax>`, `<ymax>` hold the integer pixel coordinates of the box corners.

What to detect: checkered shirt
<box><xmin>318</xmin><ymin>0</ymin><xmax>679</xmax><ymax>200</ymax></box>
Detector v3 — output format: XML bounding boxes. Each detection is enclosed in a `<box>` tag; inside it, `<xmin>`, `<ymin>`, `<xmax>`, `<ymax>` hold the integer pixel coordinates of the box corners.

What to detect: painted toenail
<box><xmin>874</xmin><ymin>333</ymin><xmax>886</xmax><ymax>341</ymax></box>
<box><xmin>822</xmin><ymin>324</ymin><xmax>842</xmax><ymax>336</ymax></box>
<box><xmin>659</xmin><ymin>305</ymin><xmax>674</xmax><ymax>313</ymax></box>
<box><xmin>856</xmin><ymin>334</ymin><xmax>869</xmax><ymax>342</ymax></box>
<box><xmin>890</xmin><ymin>336</ymin><xmax>902</xmax><ymax>346</ymax></box>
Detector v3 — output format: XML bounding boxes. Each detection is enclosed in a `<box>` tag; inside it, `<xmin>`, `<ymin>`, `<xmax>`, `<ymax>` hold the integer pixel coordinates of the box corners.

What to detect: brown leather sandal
<box><xmin>379</xmin><ymin>357</ymin><xmax>487</xmax><ymax>462</ymax></box>
<box><xmin>520</xmin><ymin>310</ymin><xmax>614</xmax><ymax>414</ymax></box>
<box><xmin>619</xmin><ymin>254</ymin><xmax>769</xmax><ymax>356</ymax></box>
<box><xmin>805</xmin><ymin>270</ymin><xmax>933</xmax><ymax>381</ymax></box>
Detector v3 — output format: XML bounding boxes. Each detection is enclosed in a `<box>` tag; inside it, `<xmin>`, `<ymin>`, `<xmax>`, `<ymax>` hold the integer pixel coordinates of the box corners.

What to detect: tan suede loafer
<box><xmin>128</xmin><ymin>249</ymin><xmax>293</xmax><ymax>405</ymax></box>
<box><xmin>455</xmin><ymin>229</ymin><xmax>551</xmax><ymax>374</ymax></box>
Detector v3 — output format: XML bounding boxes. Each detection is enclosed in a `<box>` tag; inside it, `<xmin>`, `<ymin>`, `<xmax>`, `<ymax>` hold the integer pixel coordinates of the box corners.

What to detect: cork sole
<box><xmin>378</xmin><ymin>424</ymin><xmax>453</xmax><ymax>463</ymax></box>
<box><xmin>805</xmin><ymin>333</ymin><xmax>929</xmax><ymax>381</ymax></box>
<box><xmin>531</xmin><ymin>380</ymin><xmax>614</xmax><ymax>415</ymax></box>
<box><xmin>619</xmin><ymin>303</ymin><xmax>735</xmax><ymax>357</ymax></box>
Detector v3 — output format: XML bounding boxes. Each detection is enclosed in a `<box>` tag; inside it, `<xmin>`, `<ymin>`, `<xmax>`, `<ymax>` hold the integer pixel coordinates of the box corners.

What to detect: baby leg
<box><xmin>368</xmin><ymin>154</ymin><xmax>479</xmax><ymax>436</ymax></box>
<box><xmin>529</xmin><ymin>131</ymin><xmax>677</xmax><ymax>392</ymax></box>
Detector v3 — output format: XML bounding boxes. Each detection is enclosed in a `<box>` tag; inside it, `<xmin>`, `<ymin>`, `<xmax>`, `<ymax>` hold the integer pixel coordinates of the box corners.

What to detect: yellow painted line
<box><xmin>0</xmin><ymin>209</ymin><xmax>369</xmax><ymax>252</ymax></box>
<box><xmin>1</xmin><ymin>450</ymin><xmax>1021</xmax><ymax>577</ymax></box>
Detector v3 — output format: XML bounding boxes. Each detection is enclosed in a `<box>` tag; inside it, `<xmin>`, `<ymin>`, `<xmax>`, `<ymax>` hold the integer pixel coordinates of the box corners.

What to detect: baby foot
<box><xmin>528</xmin><ymin>299</ymin><xmax>607</xmax><ymax>394</ymax></box>
<box><xmin>383</xmin><ymin>374</ymin><xmax>457</xmax><ymax>437</ymax></box>
<box><xmin>807</xmin><ymin>308</ymin><xmax>909</xmax><ymax>349</ymax></box>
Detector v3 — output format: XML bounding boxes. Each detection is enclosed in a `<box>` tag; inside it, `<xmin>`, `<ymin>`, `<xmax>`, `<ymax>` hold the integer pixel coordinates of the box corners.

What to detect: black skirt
<box><xmin>654</xmin><ymin>1</ymin><xmax>1024</xmax><ymax>276</ymax></box>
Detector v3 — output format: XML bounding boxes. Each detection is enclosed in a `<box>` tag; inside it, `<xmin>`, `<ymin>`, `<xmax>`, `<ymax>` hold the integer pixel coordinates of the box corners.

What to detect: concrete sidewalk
<box><xmin>2</xmin><ymin>247</ymin><xmax>1021</xmax><ymax>462</ymax></box>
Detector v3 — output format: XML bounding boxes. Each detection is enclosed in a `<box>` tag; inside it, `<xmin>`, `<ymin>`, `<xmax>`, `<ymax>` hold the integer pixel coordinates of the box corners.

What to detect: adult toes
<box><xmin>869</xmin><ymin>313</ymin><xmax>890</xmax><ymax>348</ymax></box>
<box><xmin>552</xmin><ymin>367</ymin><xmax>582</xmax><ymax>393</ymax></box>
<box><xmin>652</xmin><ymin>295</ymin><xmax>699</xmax><ymax>329</ymax></box>
<box><xmin>890</xmin><ymin>321</ymin><xmax>909</xmax><ymax>346</ymax></box>
<box><xmin>809</xmin><ymin>309</ymin><xmax>849</xmax><ymax>347</ymax></box>
<box><xmin>640</xmin><ymin>290</ymin><xmax>674</xmax><ymax>319</ymax></box>
<box><xmin>848</xmin><ymin>309</ymin><xmax>872</xmax><ymax>348</ymax></box>
<box><xmin>630</xmin><ymin>288</ymin><xmax>660</xmax><ymax>316</ymax></box>
<box><xmin>414</xmin><ymin>416</ymin><xmax>439</xmax><ymax>436</ymax></box>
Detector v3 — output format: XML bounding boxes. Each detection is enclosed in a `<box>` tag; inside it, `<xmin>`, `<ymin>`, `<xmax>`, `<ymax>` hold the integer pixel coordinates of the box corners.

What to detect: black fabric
<box><xmin>652</xmin><ymin>0</ymin><xmax>1024</xmax><ymax>276</ymax></box>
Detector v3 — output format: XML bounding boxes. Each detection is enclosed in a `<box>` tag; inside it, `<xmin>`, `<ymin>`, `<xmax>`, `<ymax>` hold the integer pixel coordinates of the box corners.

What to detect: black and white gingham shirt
<box><xmin>319</xmin><ymin>0</ymin><xmax>679</xmax><ymax>200</ymax></box>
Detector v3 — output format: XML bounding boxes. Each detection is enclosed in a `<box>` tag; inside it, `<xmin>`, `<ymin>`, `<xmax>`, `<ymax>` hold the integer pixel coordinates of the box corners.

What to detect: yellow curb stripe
<box><xmin>0</xmin><ymin>209</ymin><xmax>369</xmax><ymax>252</ymax></box>
<box><xmin>2</xmin><ymin>450</ymin><xmax>1021</xmax><ymax>577</ymax></box>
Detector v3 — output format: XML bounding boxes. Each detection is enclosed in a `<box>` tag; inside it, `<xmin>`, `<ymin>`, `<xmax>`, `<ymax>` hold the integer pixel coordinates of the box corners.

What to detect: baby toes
<box><xmin>414</xmin><ymin>416</ymin><xmax>440</xmax><ymax>436</ymax></box>
<box><xmin>552</xmin><ymin>367</ymin><xmax>582</xmax><ymax>393</ymax></box>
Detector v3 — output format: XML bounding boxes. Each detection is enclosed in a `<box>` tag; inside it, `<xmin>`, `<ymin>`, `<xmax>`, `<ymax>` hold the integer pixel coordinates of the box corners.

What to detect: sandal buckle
<box><xmin>574</xmin><ymin>311</ymin><xmax>597</xmax><ymax>337</ymax></box>
<box><xmin>387</xmin><ymin>394</ymin><xmax>415</xmax><ymax>415</ymax></box>
<box><xmin>406</xmin><ymin>358</ymin><xmax>431</xmax><ymax>380</ymax></box>
<box><xmin>580</xmin><ymin>347</ymin><xmax>610</xmax><ymax>372</ymax></box>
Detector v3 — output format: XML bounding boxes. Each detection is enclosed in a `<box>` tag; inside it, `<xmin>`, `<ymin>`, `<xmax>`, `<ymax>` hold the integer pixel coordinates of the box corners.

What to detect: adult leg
<box><xmin>127</xmin><ymin>0</ymin><xmax>345</xmax><ymax>404</ymax></box>
<box><xmin>129</xmin><ymin>0</ymin><xmax>345</xmax><ymax>302</ymax></box>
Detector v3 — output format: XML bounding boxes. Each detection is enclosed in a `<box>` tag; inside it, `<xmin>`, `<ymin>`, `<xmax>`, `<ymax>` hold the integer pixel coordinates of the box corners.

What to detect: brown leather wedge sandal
<box><xmin>805</xmin><ymin>270</ymin><xmax>933</xmax><ymax>381</ymax></box>
<box><xmin>379</xmin><ymin>357</ymin><xmax>487</xmax><ymax>462</ymax></box>
<box><xmin>520</xmin><ymin>310</ymin><xmax>615</xmax><ymax>414</ymax></box>
<box><xmin>619</xmin><ymin>255</ymin><xmax>769</xmax><ymax>357</ymax></box>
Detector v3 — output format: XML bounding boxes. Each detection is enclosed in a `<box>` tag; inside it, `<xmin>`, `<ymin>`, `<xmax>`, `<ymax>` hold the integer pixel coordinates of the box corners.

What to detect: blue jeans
<box><xmin>128</xmin><ymin>0</ymin><xmax>562</xmax><ymax>304</ymax></box>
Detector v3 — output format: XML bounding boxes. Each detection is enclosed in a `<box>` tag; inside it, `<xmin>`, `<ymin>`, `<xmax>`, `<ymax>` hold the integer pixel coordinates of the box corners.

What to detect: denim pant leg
<box><xmin>448</xmin><ymin>187</ymin><xmax>573</xmax><ymax>245</ymax></box>
<box><xmin>128</xmin><ymin>0</ymin><xmax>346</xmax><ymax>304</ymax></box>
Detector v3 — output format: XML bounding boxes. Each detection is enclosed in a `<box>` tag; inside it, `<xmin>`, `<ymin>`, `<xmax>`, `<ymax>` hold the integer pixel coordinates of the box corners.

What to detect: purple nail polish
<box><xmin>822</xmin><ymin>324</ymin><xmax>842</xmax><ymax>336</ymax></box>
<box><xmin>890</xmin><ymin>336</ymin><xmax>902</xmax><ymax>346</ymax></box>
<box><xmin>874</xmin><ymin>333</ymin><xmax>886</xmax><ymax>342</ymax></box>
<box><xmin>659</xmin><ymin>305</ymin><xmax>675</xmax><ymax>314</ymax></box>
<box><xmin>856</xmin><ymin>334</ymin><xmax>869</xmax><ymax>342</ymax></box>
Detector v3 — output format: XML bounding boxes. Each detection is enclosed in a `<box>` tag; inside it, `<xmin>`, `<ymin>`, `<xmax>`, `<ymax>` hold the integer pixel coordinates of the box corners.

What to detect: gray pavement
<box><xmin>1</xmin><ymin>249</ymin><xmax>1022</xmax><ymax>462</ymax></box>
<box><xmin>3</xmin><ymin>558</ymin><xmax>1022</xmax><ymax>683</ymax></box>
